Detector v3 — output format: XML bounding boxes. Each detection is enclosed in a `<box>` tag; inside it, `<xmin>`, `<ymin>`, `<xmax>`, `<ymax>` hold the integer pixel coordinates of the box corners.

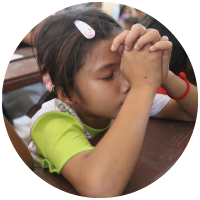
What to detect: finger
<box><xmin>111</xmin><ymin>30</ymin><xmax>129</xmax><ymax>51</ymax></box>
<box><xmin>146</xmin><ymin>28</ymin><xmax>153</xmax><ymax>33</ymax></box>
<box><xmin>150</xmin><ymin>41</ymin><xmax>172</xmax><ymax>67</ymax></box>
<box><xmin>134</xmin><ymin>29</ymin><xmax>161</xmax><ymax>50</ymax></box>
<box><xmin>124</xmin><ymin>24</ymin><xmax>146</xmax><ymax>51</ymax></box>
<box><xmin>149</xmin><ymin>36</ymin><xmax>170</xmax><ymax>51</ymax></box>
<box><xmin>149</xmin><ymin>36</ymin><xmax>169</xmax><ymax>51</ymax></box>
<box><xmin>160</xmin><ymin>35</ymin><xmax>169</xmax><ymax>41</ymax></box>
<box><xmin>149</xmin><ymin>41</ymin><xmax>173</xmax><ymax>52</ymax></box>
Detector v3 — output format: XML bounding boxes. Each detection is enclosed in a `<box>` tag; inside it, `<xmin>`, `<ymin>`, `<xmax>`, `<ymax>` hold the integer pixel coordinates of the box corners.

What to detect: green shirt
<box><xmin>31</xmin><ymin>111</ymin><xmax>111</xmax><ymax>174</ymax></box>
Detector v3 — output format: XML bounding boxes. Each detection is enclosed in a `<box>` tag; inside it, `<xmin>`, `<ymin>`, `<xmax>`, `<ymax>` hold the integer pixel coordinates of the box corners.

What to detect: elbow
<box><xmin>184</xmin><ymin>113</ymin><xmax>197</xmax><ymax>122</ymax></box>
<box><xmin>79</xmin><ymin>185</ymin><xmax>121</xmax><ymax>198</ymax></box>
<box><xmin>77</xmin><ymin>175</ymin><xmax>122</xmax><ymax>198</ymax></box>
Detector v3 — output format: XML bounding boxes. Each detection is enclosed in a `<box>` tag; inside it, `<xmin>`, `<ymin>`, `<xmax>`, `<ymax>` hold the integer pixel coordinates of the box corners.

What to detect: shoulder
<box><xmin>31</xmin><ymin>98</ymin><xmax>83</xmax><ymax>131</ymax></box>
<box><xmin>30</xmin><ymin>111</ymin><xmax>93</xmax><ymax>175</ymax></box>
<box><xmin>32</xmin><ymin>111</ymin><xmax>84</xmax><ymax>136</ymax></box>
<box><xmin>31</xmin><ymin>110</ymin><xmax>88</xmax><ymax>159</ymax></box>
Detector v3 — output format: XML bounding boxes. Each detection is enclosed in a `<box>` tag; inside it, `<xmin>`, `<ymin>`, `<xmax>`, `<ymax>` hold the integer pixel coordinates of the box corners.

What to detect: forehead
<box><xmin>82</xmin><ymin>38</ymin><xmax>121</xmax><ymax>72</ymax></box>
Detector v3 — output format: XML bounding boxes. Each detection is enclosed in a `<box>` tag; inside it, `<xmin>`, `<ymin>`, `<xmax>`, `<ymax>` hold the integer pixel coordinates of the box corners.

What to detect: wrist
<box><xmin>161</xmin><ymin>72</ymin><xmax>190</xmax><ymax>100</ymax></box>
<box><xmin>161</xmin><ymin>71</ymin><xmax>174</xmax><ymax>89</ymax></box>
<box><xmin>131</xmin><ymin>80</ymin><xmax>161</xmax><ymax>92</ymax></box>
<box><xmin>130</xmin><ymin>81</ymin><xmax>159</xmax><ymax>95</ymax></box>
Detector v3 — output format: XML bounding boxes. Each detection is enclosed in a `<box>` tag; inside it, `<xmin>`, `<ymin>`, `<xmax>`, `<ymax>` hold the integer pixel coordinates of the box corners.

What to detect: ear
<box><xmin>57</xmin><ymin>87</ymin><xmax>75</xmax><ymax>106</ymax></box>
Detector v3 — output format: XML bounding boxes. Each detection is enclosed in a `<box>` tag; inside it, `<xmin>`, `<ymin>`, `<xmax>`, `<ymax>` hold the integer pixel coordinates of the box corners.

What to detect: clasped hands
<box><xmin>111</xmin><ymin>24</ymin><xmax>173</xmax><ymax>89</ymax></box>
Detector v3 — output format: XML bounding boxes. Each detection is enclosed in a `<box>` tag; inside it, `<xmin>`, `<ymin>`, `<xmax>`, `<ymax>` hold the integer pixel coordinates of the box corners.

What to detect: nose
<box><xmin>120</xmin><ymin>72</ymin><xmax>131</xmax><ymax>94</ymax></box>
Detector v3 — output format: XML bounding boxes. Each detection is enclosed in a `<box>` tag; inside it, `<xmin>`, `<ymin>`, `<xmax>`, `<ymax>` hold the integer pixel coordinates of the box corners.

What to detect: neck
<box><xmin>83</xmin><ymin>116</ymin><xmax>111</xmax><ymax>130</ymax></box>
<box><xmin>72</xmin><ymin>106</ymin><xmax>111</xmax><ymax>129</ymax></box>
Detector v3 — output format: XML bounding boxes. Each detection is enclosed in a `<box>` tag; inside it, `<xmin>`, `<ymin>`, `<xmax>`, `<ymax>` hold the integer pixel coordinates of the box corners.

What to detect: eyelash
<box><xmin>102</xmin><ymin>73</ymin><xmax>114</xmax><ymax>81</ymax></box>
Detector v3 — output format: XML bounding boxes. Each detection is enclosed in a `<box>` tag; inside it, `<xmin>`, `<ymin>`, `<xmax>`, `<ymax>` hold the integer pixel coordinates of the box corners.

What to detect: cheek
<box><xmin>82</xmin><ymin>81</ymin><xmax>115</xmax><ymax>107</ymax></box>
<box><xmin>76</xmin><ymin>72</ymin><xmax>121</xmax><ymax>106</ymax></box>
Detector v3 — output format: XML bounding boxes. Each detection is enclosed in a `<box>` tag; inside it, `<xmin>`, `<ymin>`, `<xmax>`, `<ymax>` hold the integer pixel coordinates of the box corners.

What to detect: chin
<box><xmin>104</xmin><ymin>106</ymin><xmax>121</xmax><ymax>119</ymax></box>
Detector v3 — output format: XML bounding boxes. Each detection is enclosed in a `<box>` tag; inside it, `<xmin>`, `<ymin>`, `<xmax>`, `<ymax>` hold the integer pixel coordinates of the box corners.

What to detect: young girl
<box><xmin>28</xmin><ymin>7</ymin><xmax>197</xmax><ymax>197</ymax></box>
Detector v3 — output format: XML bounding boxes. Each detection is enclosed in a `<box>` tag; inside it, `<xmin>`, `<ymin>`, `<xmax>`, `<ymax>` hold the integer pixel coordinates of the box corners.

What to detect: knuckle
<box><xmin>124</xmin><ymin>30</ymin><xmax>129</xmax><ymax>34</ymax></box>
<box><xmin>152</xmin><ymin>29</ymin><xmax>160</xmax><ymax>37</ymax></box>
<box><xmin>131</xmin><ymin>24</ymin><xmax>141</xmax><ymax>32</ymax></box>
<box><xmin>147</xmin><ymin>28</ymin><xmax>153</xmax><ymax>31</ymax></box>
<box><xmin>150</xmin><ymin>29</ymin><xmax>161</xmax><ymax>38</ymax></box>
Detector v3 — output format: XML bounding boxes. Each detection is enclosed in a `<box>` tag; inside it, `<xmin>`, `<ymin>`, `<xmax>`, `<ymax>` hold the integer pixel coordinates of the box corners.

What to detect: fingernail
<box><xmin>111</xmin><ymin>45</ymin><xmax>115</xmax><ymax>51</ymax></box>
<box><xmin>125</xmin><ymin>46</ymin><xmax>129</xmax><ymax>51</ymax></box>
<box><xmin>134</xmin><ymin>44</ymin><xmax>139</xmax><ymax>50</ymax></box>
<box><xmin>164</xmin><ymin>36</ymin><xmax>169</xmax><ymax>41</ymax></box>
<box><xmin>142</xmin><ymin>25</ymin><xmax>146</xmax><ymax>30</ymax></box>
<box><xmin>149</xmin><ymin>46</ymin><xmax>154</xmax><ymax>51</ymax></box>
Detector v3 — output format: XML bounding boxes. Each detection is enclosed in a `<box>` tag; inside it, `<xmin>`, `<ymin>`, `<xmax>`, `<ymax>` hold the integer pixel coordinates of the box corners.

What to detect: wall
<box><xmin>102</xmin><ymin>2</ymin><xmax>137</xmax><ymax>18</ymax></box>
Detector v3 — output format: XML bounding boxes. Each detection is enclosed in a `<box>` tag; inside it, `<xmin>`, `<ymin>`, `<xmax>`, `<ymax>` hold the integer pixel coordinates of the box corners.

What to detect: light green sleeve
<box><xmin>31</xmin><ymin>111</ymin><xmax>94</xmax><ymax>174</ymax></box>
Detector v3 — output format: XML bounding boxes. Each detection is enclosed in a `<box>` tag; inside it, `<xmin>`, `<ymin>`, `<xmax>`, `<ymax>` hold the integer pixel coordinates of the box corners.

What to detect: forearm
<box><xmin>82</xmin><ymin>85</ymin><xmax>157</xmax><ymax>196</ymax></box>
<box><xmin>162</xmin><ymin>71</ymin><xmax>197</xmax><ymax>121</ymax></box>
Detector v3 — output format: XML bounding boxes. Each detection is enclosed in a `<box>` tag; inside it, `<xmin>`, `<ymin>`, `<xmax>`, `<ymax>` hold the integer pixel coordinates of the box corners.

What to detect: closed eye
<box><xmin>102</xmin><ymin>73</ymin><xmax>114</xmax><ymax>81</ymax></box>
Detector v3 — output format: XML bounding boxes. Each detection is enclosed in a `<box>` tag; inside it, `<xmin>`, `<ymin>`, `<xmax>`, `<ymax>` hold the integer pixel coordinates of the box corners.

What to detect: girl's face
<box><xmin>71</xmin><ymin>39</ymin><xmax>130</xmax><ymax>128</ymax></box>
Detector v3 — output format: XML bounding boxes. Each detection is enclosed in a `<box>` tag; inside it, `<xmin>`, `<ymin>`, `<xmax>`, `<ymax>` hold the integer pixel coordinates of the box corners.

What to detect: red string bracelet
<box><xmin>157</xmin><ymin>72</ymin><xmax>190</xmax><ymax>100</ymax></box>
<box><xmin>168</xmin><ymin>72</ymin><xmax>190</xmax><ymax>100</ymax></box>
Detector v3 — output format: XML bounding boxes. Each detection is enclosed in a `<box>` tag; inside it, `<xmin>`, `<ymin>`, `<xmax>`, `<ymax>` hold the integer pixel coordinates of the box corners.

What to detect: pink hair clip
<box><xmin>74</xmin><ymin>20</ymin><xmax>95</xmax><ymax>39</ymax></box>
<box><xmin>43</xmin><ymin>72</ymin><xmax>54</xmax><ymax>92</ymax></box>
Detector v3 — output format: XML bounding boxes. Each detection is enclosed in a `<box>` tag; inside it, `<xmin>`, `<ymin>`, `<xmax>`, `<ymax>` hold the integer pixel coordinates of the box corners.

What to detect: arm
<box><xmin>153</xmin><ymin>71</ymin><xmax>197</xmax><ymax>121</ymax></box>
<box><xmin>141</xmin><ymin>34</ymin><xmax>197</xmax><ymax>122</ymax></box>
<box><xmin>61</xmin><ymin>42</ymin><xmax>163</xmax><ymax>198</ymax></box>
<box><xmin>61</xmin><ymin>25</ymin><xmax>165</xmax><ymax>197</ymax></box>
<box><xmin>62</xmin><ymin>84</ymin><xmax>157</xmax><ymax>197</ymax></box>
<box><xmin>3</xmin><ymin>115</ymin><xmax>34</xmax><ymax>172</ymax></box>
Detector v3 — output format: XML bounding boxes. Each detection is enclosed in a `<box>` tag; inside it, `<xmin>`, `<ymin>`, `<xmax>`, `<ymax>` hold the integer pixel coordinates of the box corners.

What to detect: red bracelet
<box><xmin>168</xmin><ymin>72</ymin><xmax>190</xmax><ymax>100</ymax></box>
<box><xmin>156</xmin><ymin>72</ymin><xmax>190</xmax><ymax>99</ymax></box>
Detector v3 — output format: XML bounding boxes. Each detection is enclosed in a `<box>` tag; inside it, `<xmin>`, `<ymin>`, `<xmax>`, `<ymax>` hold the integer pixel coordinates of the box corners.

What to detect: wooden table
<box><xmin>3</xmin><ymin>47</ymin><xmax>40</xmax><ymax>93</ymax></box>
<box><xmin>12</xmin><ymin>47</ymin><xmax>37</xmax><ymax>61</ymax></box>
<box><xmin>35</xmin><ymin>118</ymin><xmax>194</xmax><ymax>196</ymax></box>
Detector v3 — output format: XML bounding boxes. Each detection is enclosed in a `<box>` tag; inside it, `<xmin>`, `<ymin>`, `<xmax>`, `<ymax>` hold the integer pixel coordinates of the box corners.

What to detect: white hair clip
<box><xmin>74</xmin><ymin>20</ymin><xmax>95</xmax><ymax>39</ymax></box>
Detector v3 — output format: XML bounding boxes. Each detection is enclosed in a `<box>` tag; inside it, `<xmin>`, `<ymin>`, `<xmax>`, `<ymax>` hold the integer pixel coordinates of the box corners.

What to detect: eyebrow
<box><xmin>95</xmin><ymin>62</ymin><xmax>118</xmax><ymax>73</ymax></box>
